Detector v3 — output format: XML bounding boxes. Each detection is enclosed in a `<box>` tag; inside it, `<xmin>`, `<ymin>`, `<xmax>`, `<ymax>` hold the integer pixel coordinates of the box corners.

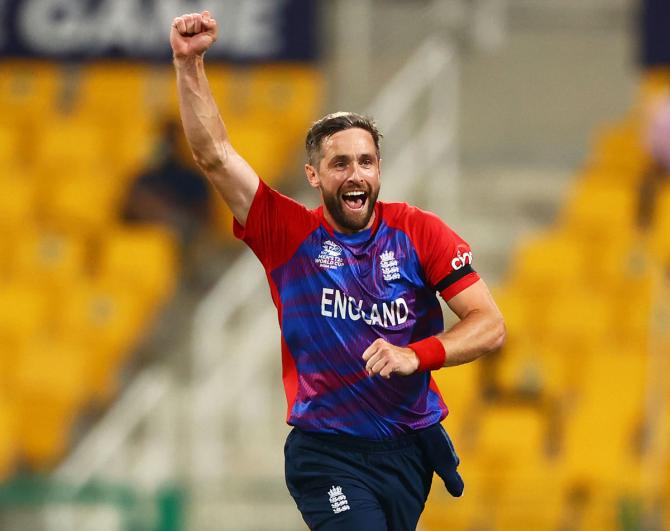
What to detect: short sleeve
<box><xmin>409</xmin><ymin>209</ymin><xmax>480</xmax><ymax>301</ymax></box>
<box><xmin>233</xmin><ymin>180</ymin><xmax>319</xmax><ymax>271</ymax></box>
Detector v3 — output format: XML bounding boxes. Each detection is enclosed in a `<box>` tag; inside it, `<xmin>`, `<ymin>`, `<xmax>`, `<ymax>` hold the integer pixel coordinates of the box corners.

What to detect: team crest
<box><xmin>316</xmin><ymin>240</ymin><xmax>344</xmax><ymax>270</ymax></box>
<box><xmin>379</xmin><ymin>250</ymin><xmax>401</xmax><ymax>281</ymax></box>
<box><xmin>328</xmin><ymin>485</ymin><xmax>350</xmax><ymax>514</ymax></box>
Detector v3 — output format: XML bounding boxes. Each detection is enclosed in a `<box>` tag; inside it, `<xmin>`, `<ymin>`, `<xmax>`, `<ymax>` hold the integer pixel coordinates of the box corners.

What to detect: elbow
<box><xmin>192</xmin><ymin>141</ymin><xmax>229</xmax><ymax>173</ymax></box>
<box><xmin>487</xmin><ymin>314</ymin><xmax>506</xmax><ymax>353</ymax></box>
<box><xmin>193</xmin><ymin>151</ymin><xmax>224</xmax><ymax>173</ymax></box>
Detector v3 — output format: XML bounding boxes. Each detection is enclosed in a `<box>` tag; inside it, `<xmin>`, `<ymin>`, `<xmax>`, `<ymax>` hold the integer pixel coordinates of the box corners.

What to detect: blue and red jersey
<box><xmin>234</xmin><ymin>180</ymin><xmax>479</xmax><ymax>440</ymax></box>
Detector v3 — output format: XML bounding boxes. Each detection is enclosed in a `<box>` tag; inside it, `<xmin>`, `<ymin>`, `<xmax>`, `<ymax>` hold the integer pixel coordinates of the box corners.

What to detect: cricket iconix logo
<box><xmin>316</xmin><ymin>240</ymin><xmax>344</xmax><ymax>270</ymax></box>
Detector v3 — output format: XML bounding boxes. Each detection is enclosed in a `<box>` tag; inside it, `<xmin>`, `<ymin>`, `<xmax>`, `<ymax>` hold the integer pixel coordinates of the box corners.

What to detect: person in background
<box><xmin>121</xmin><ymin>119</ymin><xmax>212</xmax><ymax>248</ymax></box>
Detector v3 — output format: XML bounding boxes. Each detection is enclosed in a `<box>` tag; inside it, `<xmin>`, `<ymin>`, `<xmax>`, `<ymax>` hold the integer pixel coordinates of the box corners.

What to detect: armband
<box><xmin>408</xmin><ymin>336</ymin><xmax>446</xmax><ymax>372</ymax></box>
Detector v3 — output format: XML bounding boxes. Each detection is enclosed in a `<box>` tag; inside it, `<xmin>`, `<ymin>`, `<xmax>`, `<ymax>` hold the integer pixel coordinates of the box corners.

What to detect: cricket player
<box><xmin>171</xmin><ymin>10</ymin><xmax>505</xmax><ymax>530</ymax></box>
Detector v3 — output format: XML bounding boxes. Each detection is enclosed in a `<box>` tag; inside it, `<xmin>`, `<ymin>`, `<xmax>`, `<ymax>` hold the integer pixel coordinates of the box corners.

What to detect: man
<box><xmin>171</xmin><ymin>10</ymin><xmax>505</xmax><ymax>531</ymax></box>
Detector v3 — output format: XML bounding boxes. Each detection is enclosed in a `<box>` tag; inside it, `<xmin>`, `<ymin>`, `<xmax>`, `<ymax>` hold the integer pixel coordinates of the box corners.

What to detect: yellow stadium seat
<box><xmin>541</xmin><ymin>289</ymin><xmax>614</xmax><ymax>353</ymax></box>
<box><xmin>10</xmin><ymin>230</ymin><xmax>88</xmax><ymax>293</ymax></box>
<box><xmin>96</xmin><ymin>225</ymin><xmax>179</xmax><ymax>305</ymax></box>
<box><xmin>0</xmin><ymin>176</ymin><xmax>36</xmax><ymax>234</ymax></box>
<box><xmin>0</xmin><ymin>282</ymin><xmax>50</xmax><ymax>349</ymax></box>
<box><xmin>57</xmin><ymin>280</ymin><xmax>148</xmax><ymax>351</ymax></box>
<box><xmin>41</xmin><ymin>172</ymin><xmax>122</xmax><ymax>235</ymax></box>
<box><xmin>0</xmin><ymin>126</ymin><xmax>21</xmax><ymax>167</ymax></box>
<box><xmin>245</xmin><ymin>65</ymin><xmax>323</xmax><ymax>131</ymax></box>
<box><xmin>507</xmin><ymin>231</ymin><xmax>585</xmax><ymax>298</ymax></box>
<box><xmin>0</xmin><ymin>61</ymin><xmax>62</xmax><ymax>125</ymax></box>
<box><xmin>561</xmin><ymin>180</ymin><xmax>637</xmax><ymax>242</ymax></box>
<box><xmin>12</xmin><ymin>338</ymin><xmax>90</xmax><ymax>470</ymax></box>
<box><xmin>0</xmin><ymin>397</ymin><xmax>18</xmax><ymax>481</ymax></box>
<box><xmin>588</xmin><ymin>122</ymin><xmax>651</xmax><ymax>175</ymax></box>
<box><xmin>433</xmin><ymin>361</ymin><xmax>480</xmax><ymax>438</ymax></box>
<box><xmin>227</xmin><ymin>122</ymin><xmax>293</xmax><ymax>185</ymax></box>
<box><xmin>73</xmin><ymin>63</ymin><xmax>151</xmax><ymax>119</ymax></box>
<box><xmin>57</xmin><ymin>280</ymin><xmax>149</xmax><ymax>401</ymax></box>
<box><xmin>561</xmin><ymin>351</ymin><xmax>646</xmax><ymax>489</ymax></box>
<box><xmin>33</xmin><ymin>115</ymin><xmax>109</xmax><ymax>179</ymax></box>
<box><xmin>475</xmin><ymin>405</ymin><xmax>546</xmax><ymax>469</ymax></box>
<box><xmin>648</xmin><ymin>185</ymin><xmax>670</xmax><ymax>265</ymax></box>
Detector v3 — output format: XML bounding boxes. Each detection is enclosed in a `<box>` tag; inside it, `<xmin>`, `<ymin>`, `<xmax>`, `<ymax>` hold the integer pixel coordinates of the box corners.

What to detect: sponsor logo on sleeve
<box><xmin>451</xmin><ymin>248</ymin><xmax>473</xmax><ymax>271</ymax></box>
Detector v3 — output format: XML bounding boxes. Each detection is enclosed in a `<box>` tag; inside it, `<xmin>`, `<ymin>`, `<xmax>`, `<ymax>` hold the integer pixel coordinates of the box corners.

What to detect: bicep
<box><xmin>444</xmin><ymin>278</ymin><xmax>502</xmax><ymax>320</ymax></box>
<box><xmin>203</xmin><ymin>143</ymin><xmax>260</xmax><ymax>227</ymax></box>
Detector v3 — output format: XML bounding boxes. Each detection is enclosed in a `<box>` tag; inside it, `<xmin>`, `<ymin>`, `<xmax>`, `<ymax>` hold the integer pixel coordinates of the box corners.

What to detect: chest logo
<box><xmin>316</xmin><ymin>240</ymin><xmax>344</xmax><ymax>270</ymax></box>
<box><xmin>380</xmin><ymin>250</ymin><xmax>400</xmax><ymax>281</ymax></box>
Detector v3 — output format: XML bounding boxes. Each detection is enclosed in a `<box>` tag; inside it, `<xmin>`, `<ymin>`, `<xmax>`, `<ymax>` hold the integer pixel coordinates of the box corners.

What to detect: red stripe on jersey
<box><xmin>440</xmin><ymin>272</ymin><xmax>480</xmax><ymax>302</ymax></box>
<box><xmin>429</xmin><ymin>375</ymin><xmax>449</xmax><ymax>417</ymax></box>
<box><xmin>281</xmin><ymin>336</ymin><xmax>299</xmax><ymax>422</ymax></box>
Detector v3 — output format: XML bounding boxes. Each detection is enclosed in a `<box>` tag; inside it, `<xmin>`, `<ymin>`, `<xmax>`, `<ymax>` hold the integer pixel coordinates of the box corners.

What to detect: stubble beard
<box><xmin>322</xmin><ymin>185</ymin><xmax>380</xmax><ymax>233</ymax></box>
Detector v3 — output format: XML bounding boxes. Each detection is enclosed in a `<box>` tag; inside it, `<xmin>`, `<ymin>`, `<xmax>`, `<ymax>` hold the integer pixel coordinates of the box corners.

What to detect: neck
<box><xmin>322</xmin><ymin>207</ymin><xmax>376</xmax><ymax>235</ymax></box>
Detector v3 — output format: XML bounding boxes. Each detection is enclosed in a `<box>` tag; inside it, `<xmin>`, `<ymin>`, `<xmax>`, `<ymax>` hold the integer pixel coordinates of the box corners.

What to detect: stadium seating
<box><xmin>423</xmin><ymin>75</ymin><xmax>668</xmax><ymax>531</ymax></box>
<box><xmin>0</xmin><ymin>58</ymin><xmax>322</xmax><ymax>476</ymax></box>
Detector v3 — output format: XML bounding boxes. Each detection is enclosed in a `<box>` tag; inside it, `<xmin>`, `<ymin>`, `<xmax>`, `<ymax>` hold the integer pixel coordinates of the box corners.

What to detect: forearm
<box><xmin>174</xmin><ymin>55</ymin><xmax>229</xmax><ymax>171</ymax></box>
<box><xmin>436</xmin><ymin>309</ymin><xmax>505</xmax><ymax>367</ymax></box>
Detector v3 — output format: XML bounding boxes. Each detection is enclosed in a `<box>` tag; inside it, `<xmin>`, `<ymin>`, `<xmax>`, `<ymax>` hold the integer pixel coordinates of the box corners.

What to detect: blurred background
<box><xmin>0</xmin><ymin>0</ymin><xmax>668</xmax><ymax>529</ymax></box>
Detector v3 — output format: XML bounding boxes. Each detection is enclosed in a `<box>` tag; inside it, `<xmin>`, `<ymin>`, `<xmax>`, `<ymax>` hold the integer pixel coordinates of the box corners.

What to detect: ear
<box><xmin>378</xmin><ymin>157</ymin><xmax>383</xmax><ymax>179</ymax></box>
<box><xmin>305</xmin><ymin>163</ymin><xmax>320</xmax><ymax>189</ymax></box>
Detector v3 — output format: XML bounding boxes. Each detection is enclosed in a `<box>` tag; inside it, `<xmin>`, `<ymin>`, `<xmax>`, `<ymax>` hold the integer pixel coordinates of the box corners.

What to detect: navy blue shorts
<box><xmin>284</xmin><ymin>426</ymin><xmax>459</xmax><ymax>531</ymax></box>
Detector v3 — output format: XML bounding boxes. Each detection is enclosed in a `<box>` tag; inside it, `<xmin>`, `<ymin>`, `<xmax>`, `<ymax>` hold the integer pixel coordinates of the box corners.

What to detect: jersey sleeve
<box><xmin>233</xmin><ymin>180</ymin><xmax>318</xmax><ymax>271</ymax></box>
<box><xmin>410</xmin><ymin>209</ymin><xmax>480</xmax><ymax>301</ymax></box>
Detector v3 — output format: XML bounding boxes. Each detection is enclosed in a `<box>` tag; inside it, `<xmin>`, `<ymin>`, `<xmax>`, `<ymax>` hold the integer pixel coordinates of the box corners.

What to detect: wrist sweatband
<box><xmin>408</xmin><ymin>336</ymin><xmax>446</xmax><ymax>372</ymax></box>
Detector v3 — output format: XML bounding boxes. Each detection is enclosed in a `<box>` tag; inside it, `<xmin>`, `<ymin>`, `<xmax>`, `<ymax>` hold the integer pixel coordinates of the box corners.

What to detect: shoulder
<box><xmin>381</xmin><ymin>201</ymin><xmax>456</xmax><ymax>239</ymax></box>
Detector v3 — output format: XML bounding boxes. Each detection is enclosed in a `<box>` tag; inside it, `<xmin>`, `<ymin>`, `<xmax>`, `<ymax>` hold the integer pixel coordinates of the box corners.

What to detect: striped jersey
<box><xmin>234</xmin><ymin>180</ymin><xmax>480</xmax><ymax>440</ymax></box>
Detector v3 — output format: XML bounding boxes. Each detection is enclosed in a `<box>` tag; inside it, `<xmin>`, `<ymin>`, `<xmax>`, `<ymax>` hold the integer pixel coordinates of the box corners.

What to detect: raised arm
<box><xmin>170</xmin><ymin>11</ymin><xmax>259</xmax><ymax>226</ymax></box>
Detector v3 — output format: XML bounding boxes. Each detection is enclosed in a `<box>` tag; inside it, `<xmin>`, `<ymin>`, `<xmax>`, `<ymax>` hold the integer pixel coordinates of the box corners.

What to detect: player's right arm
<box><xmin>170</xmin><ymin>10</ymin><xmax>259</xmax><ymax>226</ymax></box>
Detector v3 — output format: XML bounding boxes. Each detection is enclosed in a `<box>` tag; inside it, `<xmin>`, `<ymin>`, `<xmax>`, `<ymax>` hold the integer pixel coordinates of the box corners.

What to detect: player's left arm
<box><xmin>436</xmin><ymin>278</ymin><xmax>505</xmax><ymax>366</ymax></box>
<box><xmin>363</xmin><ymin>279</ymin><xmax>505</xmax><ymax>378</ymax></box>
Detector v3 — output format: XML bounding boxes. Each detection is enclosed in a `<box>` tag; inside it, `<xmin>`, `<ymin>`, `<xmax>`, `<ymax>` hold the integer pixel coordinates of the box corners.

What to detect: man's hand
<box><xmin>170</xmin><ymin>11</ymin><xmax>218</xmax><ymax>60</ymax></box>
<box><xmin>362</xmin><ymin>338</ymin><xmax>420</xmax><ymax>379</ymax></box>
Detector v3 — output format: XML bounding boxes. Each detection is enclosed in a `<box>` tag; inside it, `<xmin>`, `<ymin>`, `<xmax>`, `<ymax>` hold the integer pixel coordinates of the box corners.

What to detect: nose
<box><xmin>349</xmin><ymin>162</ymin><xmax>365</xmax><ymax>183</ymax></box>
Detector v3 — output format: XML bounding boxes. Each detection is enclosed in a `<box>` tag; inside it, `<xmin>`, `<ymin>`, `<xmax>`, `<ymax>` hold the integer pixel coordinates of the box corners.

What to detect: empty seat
<box><xmin>0</xmin><ymin>282</ymin><xmax>50</xmax><ymax>349</ymax></box>
<box><xmin>10</xmin><ymin>229</ymin><xmax>88</xmax><ymax>292</ymax></box>
<box><xmin>41</xmin><ymin>171</ymin><xmax>122</xmax><ymax>235</ymax></box>
<box><xmin>561</xmin><ymin>180</ymin><xmax>637</xmax><ymax>236</ymax></box>
<box><xmin>508</xmin><ymin>231</ymin><xmax>585</xmax><ymax>298</ymax></box>
<box><xmin>32</xmin><ymin>115</ymin><xmax>112</xmax><ymax>182</ymax></box>
<box><xmin>96</xmin><ymin>225</ymin><xmax>178</xmax><ymax>306</ymax></box>
<box><xmin>0</xmin><ymin>61</ymin><xmax>62</xmax><ymax>126</ymax></box>
<box><xmin>12</xmin><ymin>338</ymin><xmax>90</xmax><ymax>469</ymax></box>
<box><xmin>588</xmin><ymin>122</ymin><xmax>651</xmax><ymax>175</ymax></box>
<box><xmin>0</xmin><ymin>176</ymin><xmax>36</xmax><ymax>234</ymax></box>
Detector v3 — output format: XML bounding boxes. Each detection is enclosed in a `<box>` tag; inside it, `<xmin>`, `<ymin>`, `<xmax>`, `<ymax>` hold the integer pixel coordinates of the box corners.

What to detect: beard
<box><xmin>322</xmin><ymin>183</ymin><xmax>380</xmax><ymax>233</ymax></box>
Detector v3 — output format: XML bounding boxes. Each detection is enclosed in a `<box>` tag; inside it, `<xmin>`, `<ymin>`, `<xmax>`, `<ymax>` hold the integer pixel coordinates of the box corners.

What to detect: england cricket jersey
<box><xmin>234</xmin><ymin>180</ymin><xmax>480</xmax><ymax>439</ymax></box>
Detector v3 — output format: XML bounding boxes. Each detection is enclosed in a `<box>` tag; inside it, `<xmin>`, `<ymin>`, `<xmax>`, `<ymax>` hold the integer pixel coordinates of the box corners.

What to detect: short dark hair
<box><xmin>305</xmin><ymin>112</ymin><xmax>383</xmax><ymax>166</ymax></box>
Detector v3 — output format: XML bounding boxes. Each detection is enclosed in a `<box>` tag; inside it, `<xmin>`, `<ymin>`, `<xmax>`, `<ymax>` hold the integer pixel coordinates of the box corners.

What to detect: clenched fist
<box><xmin>362</xmin><ymin>338</ymin><xmax>420</xmax><ymax>379</ymax></box>
<box><xmin>170</xmin><ymin>11</ymin><xmax>218</xmax><ymax>59</ymax></box>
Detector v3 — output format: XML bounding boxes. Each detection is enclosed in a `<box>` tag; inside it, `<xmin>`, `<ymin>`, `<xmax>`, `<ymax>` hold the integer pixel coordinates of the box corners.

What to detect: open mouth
<box><xmin>341</xmin><ymin>190</ymin><xmax>368</xmax><ymax>211</ymax></box>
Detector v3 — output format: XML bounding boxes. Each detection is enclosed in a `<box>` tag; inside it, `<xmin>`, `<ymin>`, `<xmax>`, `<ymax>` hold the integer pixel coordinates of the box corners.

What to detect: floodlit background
<box><xmin>0</xmin><ymin>0</ymin><xmax>668</xmax><ymax>529</ymax></box>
